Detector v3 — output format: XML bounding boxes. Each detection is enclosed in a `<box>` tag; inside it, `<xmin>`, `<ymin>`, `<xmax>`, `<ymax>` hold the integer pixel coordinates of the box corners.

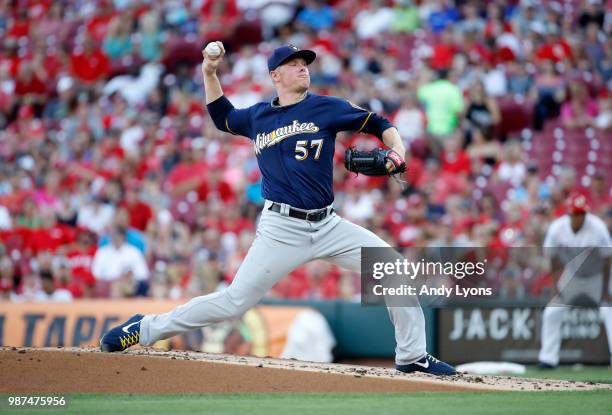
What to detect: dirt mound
<box><xmin>1</xmin><ymin>347</ymin><xmax>609</xmax><ymax>394</ymax></box>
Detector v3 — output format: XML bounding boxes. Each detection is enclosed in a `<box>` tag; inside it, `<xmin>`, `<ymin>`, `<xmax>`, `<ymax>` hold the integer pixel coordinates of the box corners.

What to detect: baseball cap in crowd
<box><xmin>267</xmin><ymin>45</ymin><xmax>316</xmax><ymax>71</ymax></box>
<box><xmin>566</xmin><ymin>192</ymin><xmax>589</xmax><ymax>215</ymax></box>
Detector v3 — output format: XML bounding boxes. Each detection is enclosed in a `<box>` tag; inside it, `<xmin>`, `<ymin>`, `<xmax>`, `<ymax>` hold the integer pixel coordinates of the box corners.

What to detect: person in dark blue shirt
<box><xmin>206</xmin><ymin>44</ymin><xmax>404</xmax><ymax>210</ymax></box>
<box><xmin>100</xmin><ymin>42</ymin><xmax>457</xmax><ymax>376</ymax></box>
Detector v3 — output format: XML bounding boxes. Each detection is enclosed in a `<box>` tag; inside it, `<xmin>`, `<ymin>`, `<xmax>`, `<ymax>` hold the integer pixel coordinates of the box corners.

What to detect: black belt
<box><xmin>269</xmin><ymin>203</ymin><xmax>333</xmax><ymax>222</ymax></box>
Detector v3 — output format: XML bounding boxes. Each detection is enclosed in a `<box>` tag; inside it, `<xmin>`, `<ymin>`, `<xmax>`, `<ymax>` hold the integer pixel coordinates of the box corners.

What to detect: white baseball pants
<box><xmin>139</xmin><ymin>200</ymin><xmax>426</xmax><ymax>364</ymax></box>
<box><xmin>538</xmin><ymin>273</ymin><xmax>612</xmax><ymax>366</ymax></box>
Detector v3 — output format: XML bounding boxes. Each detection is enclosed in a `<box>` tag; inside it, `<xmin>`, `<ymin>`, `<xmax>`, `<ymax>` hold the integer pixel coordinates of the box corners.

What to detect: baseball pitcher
<box><xmin>100</xmin><ymin>43</ymin><xmax>456</xmax><ymax>375</ymax></box>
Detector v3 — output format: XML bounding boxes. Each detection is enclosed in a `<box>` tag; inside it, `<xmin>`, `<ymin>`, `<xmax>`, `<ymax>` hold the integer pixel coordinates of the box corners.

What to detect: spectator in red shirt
<box><xmin>418</xmin><ymin>158</ymin><xmax>470</xmax><ymax>206</ymax></box>
<box><xmin>271</xmin><ymin>267</ymin><xmax>309</xmax><ymax>299</ymax></box>
<box><xmin>86</xmin><ymin>1</ymin><xmax>116</xmax><ymax>42</ymax></box>
<box><xmin>30</xmin><ymin>40</ymin><xmax>64</xmax><ymax>82</ymax></box>
<box><xmin>6</xmin><ymin>9</ymin><xmax>30</xmax><ymax>40</ymax></box>
<box><xmin>430</xmin><ymin>28</ymin><xmax>458</xmax><ymax>70</ymax></box>
<box><xmin>199</xmin><ymin>0</ymin><xmax>240</xmax><ymax>46</ymax></box>
<box><xmin>120</xmin><ymin>183</ymin><xmax>153</xmax><ymax>232</ymax></box>
<box><xmin>304</xmin><ymin>261</ymin><xmax>341</xmax><ymax>300</ymax></box>
<box><xmin>403</xmin><ymin>150</ymin><xmax>424</xmax><ymax>190</ymax></box>
<box><xmin>70</xmin><ymin>36</ymin><xmax>111</xmax><ymax>85</ymax></box>
<box><xmin>14</xmin><ymin>61</ymin><xmax>48</xmax><ymax>105</ymax></box>
<box><xmin>197</xmin><ymin>167</ymin><xmax>235</xmax><ymax>204</ymax></box>
<box><xmin>218</xmin><ymin>205</ymin><xmax>254</xmax><ymax>236</ymax></box>
<box><xmin>65</xmin><ymin>230</ymin><xmax>98</xmax><ymax>298</ymax></box>
<box><xmin>535</xmin><ymin>26</ymin><xmax>573</xmax><ymax>63</ymax></box>
<box><xmin>28</xmin><ymin>213</ymin><xmax>76</xmax><ymax>255</ymax></box>
<box><xmin>166</xmin><ymin>140</ymin><xmax>208</xmax><ymax>197</ymax></box>
<box><xmin>440</xmin><ymin>133</ymin><xmax>471</xmax><ymax>175</ymax></box>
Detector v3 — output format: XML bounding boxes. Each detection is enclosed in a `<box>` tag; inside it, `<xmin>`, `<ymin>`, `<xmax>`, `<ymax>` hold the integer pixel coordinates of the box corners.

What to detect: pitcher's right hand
<box><xmin>202</xmin><ymin>41</ymin><xmax>225</xmax><ymax>76</ymax></box>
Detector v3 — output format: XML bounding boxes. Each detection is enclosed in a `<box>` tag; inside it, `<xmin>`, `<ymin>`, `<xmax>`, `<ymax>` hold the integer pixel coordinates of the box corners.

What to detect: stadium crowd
<box><xmin>0</xmin><ymin>0</ymin><xmax>610</xmax><ymax>303</ymax></box>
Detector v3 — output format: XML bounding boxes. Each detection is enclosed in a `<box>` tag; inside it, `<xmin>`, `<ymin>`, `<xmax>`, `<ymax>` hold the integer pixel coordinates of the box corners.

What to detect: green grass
<box><xmin>517</xmin><ymin>366</ymin><xmax>612</xmax><ymax>384</ymax></box>
<box><xmin>1</xmin><ymin>392</ymin><xmax>612</xmax><ymax>415</ymax></box>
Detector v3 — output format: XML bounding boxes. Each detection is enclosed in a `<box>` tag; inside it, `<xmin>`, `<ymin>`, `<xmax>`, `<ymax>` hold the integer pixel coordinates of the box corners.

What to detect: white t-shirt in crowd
<box><xmin>353</xmin><ymin>8</ymin><xmax>394</xmax><ymax>39</ymax></box>
<box><xmin>77</xmin><ymin>203</ymin><xmax>115</xmax><ymax>234</ymax></box>
<box><xmin>0</xmin><ymin>205</ymin><xmax>11</xmax><ymax>229</ymax></box>
<box><xmin>394</xmin><ymin>108</ymin><xmax>425</xmax><ymax>144</ymax></box>
<box><xmin>91</xmin><ymin>243</ymin><xmax>149</xmax><ymax>281</ymax></box>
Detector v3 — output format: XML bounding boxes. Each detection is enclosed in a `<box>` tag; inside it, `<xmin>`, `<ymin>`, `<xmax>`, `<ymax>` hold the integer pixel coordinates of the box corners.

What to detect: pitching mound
<box><xmin>1</xmin><ymin>347</ymin><xmax>610</xmax><ymax>394</ymax></box>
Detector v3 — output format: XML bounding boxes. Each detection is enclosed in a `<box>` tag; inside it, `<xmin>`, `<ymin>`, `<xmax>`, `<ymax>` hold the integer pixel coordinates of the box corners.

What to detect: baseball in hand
<box><xmin>205</xmin><ymin>42</ymin><xmax>221</xmax><ymax>58</ymax></box>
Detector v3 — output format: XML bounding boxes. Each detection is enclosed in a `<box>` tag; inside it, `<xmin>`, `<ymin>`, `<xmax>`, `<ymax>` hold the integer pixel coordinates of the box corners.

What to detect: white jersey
<box><xmin>543</xmin><ymin>213</ymin><xmax>612</xmax><ymax>278</ymax></box>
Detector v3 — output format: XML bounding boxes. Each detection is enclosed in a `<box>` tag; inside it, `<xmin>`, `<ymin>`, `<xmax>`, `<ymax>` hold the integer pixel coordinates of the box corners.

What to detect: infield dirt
<box><xmin>1</xmin><ymin>347</ymin><xmax>610</xmax><ymax>394</ymax></box>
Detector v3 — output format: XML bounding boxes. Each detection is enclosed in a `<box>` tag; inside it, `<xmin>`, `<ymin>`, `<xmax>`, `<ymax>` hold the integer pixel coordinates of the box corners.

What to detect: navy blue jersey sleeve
<box><xmin>327</xmin><ymin>97</ymin><xmax>394</xmax><ymax>140</ymax></box>
<box><xmin>206</xmin><ymin>95</ymin><xmax>252</xmax><ymax>138</ymax></box>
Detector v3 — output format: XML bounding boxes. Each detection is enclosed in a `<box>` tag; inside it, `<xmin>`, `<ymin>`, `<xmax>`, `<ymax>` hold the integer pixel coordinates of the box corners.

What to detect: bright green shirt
<box><xmin>417</xmin><ymin>80</ymin><xmax>464</xmax><ymax>136</ymax></box>
<box><xmin>16</xmin><ymin>216</ymin><xmax>43</xmax><ymax>229</ymax></box>
<box><xmin>391</xmin><ymin>7</ymin><xmax>420</xmax><ymax>33</ymax></box>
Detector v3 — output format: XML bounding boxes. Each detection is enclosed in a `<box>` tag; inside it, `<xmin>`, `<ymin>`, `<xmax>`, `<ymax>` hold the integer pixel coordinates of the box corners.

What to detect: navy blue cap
<box><xmin>267</xmin><ymin>45</ymin><xmax>316</xmax><ymax>72</ymax></box>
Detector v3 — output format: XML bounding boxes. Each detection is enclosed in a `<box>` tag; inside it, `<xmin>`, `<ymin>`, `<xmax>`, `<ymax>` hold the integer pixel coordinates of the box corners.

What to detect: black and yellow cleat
<box><xmin>100</xmin><ymin>314</ymin><xmax>144</xmax><ymax>352</ymax></box>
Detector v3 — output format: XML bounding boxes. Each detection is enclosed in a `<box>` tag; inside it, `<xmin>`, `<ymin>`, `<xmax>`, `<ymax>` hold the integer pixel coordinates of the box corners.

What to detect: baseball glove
<box><xmin>344</xmin><ymin>148</ymin><xmax>407</xmax><ymax>176</ymax></box>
